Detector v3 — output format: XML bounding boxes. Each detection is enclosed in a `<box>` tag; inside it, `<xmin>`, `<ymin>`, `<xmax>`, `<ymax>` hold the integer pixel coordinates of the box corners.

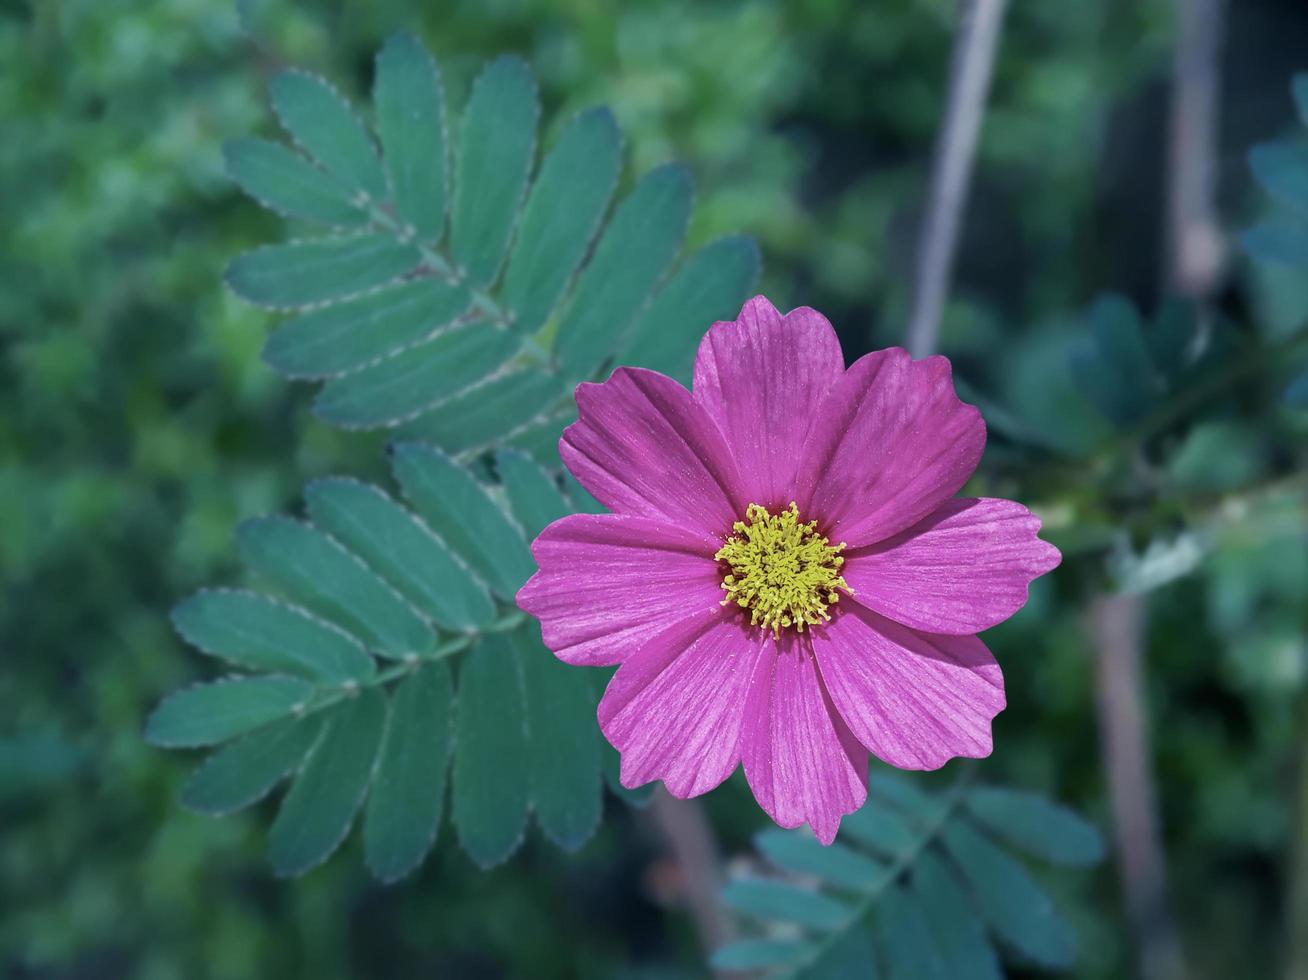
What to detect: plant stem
<box><xmin>903</xmin><ymin>0</ymin><xmax>1008</xmax><ymax>358</ymax></box>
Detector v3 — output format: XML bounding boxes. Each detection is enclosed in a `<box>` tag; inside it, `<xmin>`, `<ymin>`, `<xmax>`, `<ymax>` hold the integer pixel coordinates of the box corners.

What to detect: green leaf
<box><xmin>866</xmin><ymin>773</ymin><xmax>943</xmax><ymax>822</ymax></box>
<box><xmin>799</xmin><ymin>925</ymin><xmax>880</xmax><ymax>980</ymax></box>
<box><xmin>839</xmin><ymin>797</ymin><xmax>920</xmax><ymax>858</ymax></box>
<box><xmin>364</xmin><ymin>662</ymin><xmax>453</xmax><ymax>882</ymax></box>
<box><xmin>391</xmin><ymin>444</ymin><xmax>534</xmax><ymax>599</ymax></box>
<box><xmin>236</xmin><ymin>516</ymin><xmax>434</xmax><ymax>657</ymax></box>
<box><xmin>555</xmin><ymin>163</ymin><xmax>693</xmax><ymax>378</ymax></box>
<box><xmin>1071</xmin><ymin>293</ymin><xmax>1158</xmax><ymax>427</ymax></box>
<box><xmin>503</xmin><ymin>406</ymin><xmax>576</xmax><ymax>466</ymax></box>
<box><xmin>617</xmin><ymin>235</ymin><xmax>760</xmax><ymax>381</ymax></box>
<box><xmin>965</xmin><ymin>785</ymin><xmax>1105</xmax><ymax>866</ymax></box>
<box><xmin>562</xmin><ymin>470</ymin><xmax>605</xmax><ymax>514</ymax></box>
<box><xmin>225</xmin><ymin>235</ymin><xmax>421</xmax><ymax>309</ymax></box>
<box><xmin>875</xmin><ymin>884</ymin><xmax>951</xmax><ymax>980</ymax></box>
<box><xmin>304</xmin><ymin>478</ymin><xmax>494</xmax><ymax>631</ymax></box>
<box><xmin>393</xmin><ymin>369</ymin><xmax>565</xmax><ymax>455</ymax></box>
<box><xmin>262</xmin><ymin>280</ymin><xmax>471</xmax><ymax>379</ymax></box>
<box><xmin>501</xmin><ymin>107</ymin><xmax>621</xmax><ymax>336</ymax></box>
<box><xmin>171</xmin><ymin>589</ymin><xmax>376</xmax><ymax>683</ymax></box>
<box><xmin>1250</xmin><ymin>142</ymin><xmax>1308</xmax><ymax>212</ymax></box>
<box><xmin>1294</xmin><ymin>74</ymin><xmax>1308</xmax><ymax>127</ymax></box>
<box><xmin>710</xmin><ymin>939</ymin><xmax>815</xmax><ymax>971</ymax></box>
<box><xmin>450</xmin><ymin>56</ymin><xmax>539</xmax><ymax>286</ymax></box>
<box><xmin>268</xmin><ymin>688</ymin><xmax>387</xmax><ymax>876</ymax></box>
<box><xmin>1285</xmin><ymin>371</ymin><xmax>1308</xmax><ymax>407</ymax></box>
<box><xmin>270</xmin><ymin>70</ymin><xmax>386</xmax><ymax>200</ymax></box>
<box><xmin>223</xmin><ymin>138</ymin><xmax>365</xmax><ymax>227</ymax></box>
<box><xmin>941</xmin><ymin>820</ymin><xmax>1076</xmax><ymax>969</ymax></box>
<box><xmin>312</xmin><ymin>321</ymin><xmax>519</xmax><ymax>428</ymax></box>
<box><xmin>180</xmin><ymin>715</ymin><xmax>322</xmax><ymax>815</ymax></box>
<box><xmin>374</xmin><ymin>33</ymin><xmax>447</xmax><ymax>242</ymax></box>
<box><xmin>909</xmin><ymin>851</ymin><xmax>1003</xmax><ymax>980</ymax></box>
<box><xmin>452</xmin><ymin>632</ymin><xmax>530</xmax><ymax>867</ymax></box>
<box><xmin>1242</xmin><ymin>220</ymin><xmax>1308</xmax><ymax>267</ymax></box>
<box><xmin>518</xmin><ymin>626</ymin><xmax>601</xmax><ymax>850</ymax></box>
<box><xmin>145</xmin><ymin>675</ymin><xmax>313</xmax><ymax>748</ymax></box>
<box><xmin>496</xmin><ymin>449</ymin><xmax>569</xmax><ymax>538</ymax></box>
<box><xmin>720</xmin><ymin>879</ymin><xmax>851</xmax><ymax>931</ymax></box>
<box><xmin>753</xmin><ymin>829</ymin><xmax>885</xmax><ymax>891</ymax></box>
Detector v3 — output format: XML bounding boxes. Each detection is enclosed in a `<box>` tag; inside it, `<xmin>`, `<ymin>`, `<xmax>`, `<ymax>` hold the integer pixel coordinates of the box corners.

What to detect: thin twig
<box><xmin>645</xmin><ymin>789</ymin><xmax>734</xmax><ymax>963</ymax></box>
<box><xmin>1166</xmin><ymin>0</ymin><xmax>1226</xmax><ymax>297</ymax></box>
<box><xmin>1088</xmin><ymin>595</ymin><xmax>1189</xmax><ymax>980</ymax></box>
<box><xmin>904</xmin><ymin>0</ymin><xmax>1008</xmax><ymax>358</ymax></box>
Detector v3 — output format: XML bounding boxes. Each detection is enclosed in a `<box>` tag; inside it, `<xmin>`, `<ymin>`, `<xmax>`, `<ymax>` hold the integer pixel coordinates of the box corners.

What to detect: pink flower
<box><xmin>516</xmin><ymin>296</ymin><xmax>1060</xmax><ymax>843</ymax></box>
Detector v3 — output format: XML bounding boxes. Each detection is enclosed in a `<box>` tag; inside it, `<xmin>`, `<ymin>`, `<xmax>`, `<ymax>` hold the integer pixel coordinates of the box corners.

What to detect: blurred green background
<box><xmin>4</xmin><ymin>0</ymin><xmax>1308</xmax><ymax>977</ymax></box>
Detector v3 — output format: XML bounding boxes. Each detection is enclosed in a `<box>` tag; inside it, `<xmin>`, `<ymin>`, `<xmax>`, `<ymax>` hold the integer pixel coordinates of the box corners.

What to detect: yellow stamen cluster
<box><xmin>715</xmin><ymin>502</ymin><xmax>851</xmax><ymax>637</ymax></box>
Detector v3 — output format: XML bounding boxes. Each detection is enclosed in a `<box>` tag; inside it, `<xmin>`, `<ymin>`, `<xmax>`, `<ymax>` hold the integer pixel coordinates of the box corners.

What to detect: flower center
<box><xmin>715</xmin><ymin>502</ymin><xmax>851</xmax><ymax>636</ymax></box>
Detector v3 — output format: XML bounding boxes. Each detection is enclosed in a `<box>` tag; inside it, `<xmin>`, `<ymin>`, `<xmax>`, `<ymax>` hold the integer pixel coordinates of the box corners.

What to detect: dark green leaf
<box><xmin>909</xmin><ymin>851</ymin><xmax>1003</xmax><ymax>980</ymax></box>
<box><xmin>1285</xmin><ymin>371</ymin><xmax>1308</xmax><ymax>407</ymax></box>
<box><xmin>304</xmin><ymin>478</ymin><xmax>494</xmax><ymax>631</ymax></box>
<box><xmin>262</xmin><ymin>280</ymin><xmax>471</xmax><ymax>379</ymax></box>
<box><xmin>617</xmin><ymin>235</ymin><xmax>760</xmax><ymax>382</ymax></box>
<box><xmin>450</xmin><ymin>57</ymin><xmax>538</xmax><ymax>286</ymax></box>
<box><xmin>496</xmin><ymin>449</ymin><xmax>569</xmax><ymax>539</ymax></box>
<box><xmin>375</xmin><ymin>33</ymin><xmax>447</xmax><ymax>242</ymax></box>
<box><xmin>866</xmin><ymin>773</ymin><xmax>942</xmax><ymax>822</ymax></box>
<box><xmin>555</xmin><ymin>163</ymin><xmax>692</xmax><ymax>378</ymax></box>
<box><xmin>1242</xmin><ymin>220</ymin><xmax>1308</xmax><ymax>266</ymax></box>
<box><xmin>501</xmin><ymin>107</ymin><xmax>621</xmax><ymax>336</ymax></box>
<box><xmin>236</xmin><ymin>516</ymin><xmax>434</xmax><ymax>657</ymax></box>
<box><xmin>517</xmin><ymin>626</ymin><xmax>601</xmax><ymax>850</ymax></box>
<box><xmin>754</xmin><ymin>829</ymin><xmax>884</xmax><ymax>891</ymax></box>
<box><xmin>721</xmin><ymin>879</ymin><xmax>851</xmax><ymax>931</ymax></box>
<box><xmin>562</xmin><ymin>469</ymin><xmax>605</xmax><ymax>515</ymax></box>
<box><xmin>394</xmin><ymin>369</ymin><xmax>565</xmax><ymax>455</ymax></box>
<box><xmin>1250</xmin><ymin>142</ymin><xmax>1308</xmax><ymax>212</ymax></box>
<box><xmin>452</xmin><ymin>632</ymin><xmax>530</xmax><ymax>867</ymax></box>
<box><xmin>268</xmin><ymin>688</ymin><xmax>387</xmax><ymax>876</ymax></box>
<box><xmin>145</xmin><ymin>675</ymin><xmax>313</xmax><ymax>748</ymax></box>
<box><xmin>710</xmin><ymin>939</ymin><xmax>815</xmax><ymax>971</ymax></box>
<box><xmin>876</xmin><ymin>884</ymin><xmax>951</xmax><ymax>980</ymax></box>
<box><xmin>799</xmin><ymin>924</ymin><xmax>880</xmax><ymax>980</ymax></box>
<box><xmin>1071</xmin><ymin>293</ymin><xmax>1158</xmax><ymax>427</ymax></box>
<box><xmin>965</xmin><ymin>785</ymin><xmax>1104</xmax><ymax>866</ymax></box>
<box><xmin>225</xmin><ymin>235</ymin><xmax>421</xmax><ymax>309</ymax></box>
<box><xmin>941</xmin><ymin>820</ymin><xmax>1077</xmax><ymax>968</ymax></box>
<box><xmin>839</xmin><ymin>797</ymin><xmax>920</xmax><ymax>859</ymax></box>
<box><xmin>171</xmin><ymin>589</ymin><xmax>376</xmax><ymax>683</ymax></box>
<box><xmin>391</xmin><ymin>443</ymin><xmax>534</xmax><ymax>599</ymax></box>
<box><xmin>364</xmin><ymin>662</ymin><xmax>453</xmax><ymax>881</ymax></box>
<box><xmin>270</xmin><ymin>70</ymin><xmax>386</xmax><ymax>200</ymax></box>
<box><xmin>312</xmin><ymin>321</ymin><xmax>519</xmax><ymax>428</ymax></box>
<box><xmin>223</xmin><ymin>138</ymin><xmax>364</xmax><ymax>227</ymax></box>
<box><xmin>180</xmin><ymin>715</ymin><xmax>322</xmax><ymax>815</ymax></box>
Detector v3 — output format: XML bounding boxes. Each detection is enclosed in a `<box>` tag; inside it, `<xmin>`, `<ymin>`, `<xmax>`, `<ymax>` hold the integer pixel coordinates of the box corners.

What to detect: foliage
<box><xmin>712</xmin><ymin>774</ymin><xmax>1102</xmax><ymax>978</ymax></box>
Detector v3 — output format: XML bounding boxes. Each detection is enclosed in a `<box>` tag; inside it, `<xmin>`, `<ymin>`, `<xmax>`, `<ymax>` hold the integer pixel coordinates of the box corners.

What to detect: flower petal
<box><xmin>813</xmin><ymin>606</ymin><xmax>1004</xmax><ymax>770</ymax></box>
<box><xmin>516</xmin><ymin>513</ymin><xmax>723</xmax><ymax>667</ymax></box>
<box><xmin>561</xmin><ymin>367</ymin><xmax>744</xmax><ymax>535</ymax></box>
<box><xmin>599</xmin><ymin>615</ymin><xmax>766</xmax><ymax>798</ymax></box>
<box><xmin>843</xmin><ymin>499</ymin><xmax>1061</xmax><ymax>635</ymax></box>
<box><xmin>741</xmin><ymin>632</ymin><xmax>868</xmax><ymax>844</ymax></box>
<box><xmin>693</xmin><ymin>296</ymin><xmax>845</xmax><ymax>508</ymax></box>
<box><xmin>795</xmin><ymin>349</ymin><xmax>985</xmax><ymax>548</ymax></box>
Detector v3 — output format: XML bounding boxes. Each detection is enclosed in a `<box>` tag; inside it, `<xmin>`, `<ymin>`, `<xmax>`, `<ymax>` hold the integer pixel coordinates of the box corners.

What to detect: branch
<box><xmin>904</xmin><ymin>0</ymin><xmax>1008</xmax><ymax>358</ymax></box>
<box><xmin>1089</xmin><ymin>595</ymin><xmax>1190</xmax><ymax>980</ymax></box>
<box><xmin>1165</xmin><ymin>0</ymin><xmax>1226</xmax><ymax>297</ymax></box>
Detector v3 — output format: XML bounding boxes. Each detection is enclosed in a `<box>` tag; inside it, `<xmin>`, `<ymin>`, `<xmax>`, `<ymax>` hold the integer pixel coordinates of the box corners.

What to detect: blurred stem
<box><xmin>904</xmin><ymin>0</ymin><xmax>1007</xmax><ymax>358</ymax></box>
<box><xmin>646</xmin><ymin>789</ymin><xmax>734</xmax><ymax>967</ymax></box>
<box><xmin>1166</xmin><ymin>0</ymin><xmax>1226</xmax><ymax>295</ymax></box>
<box><xmin>1089</xmin><ymin>594</ymin><xmax>1189</xmax><ymax>980</ymax></box>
